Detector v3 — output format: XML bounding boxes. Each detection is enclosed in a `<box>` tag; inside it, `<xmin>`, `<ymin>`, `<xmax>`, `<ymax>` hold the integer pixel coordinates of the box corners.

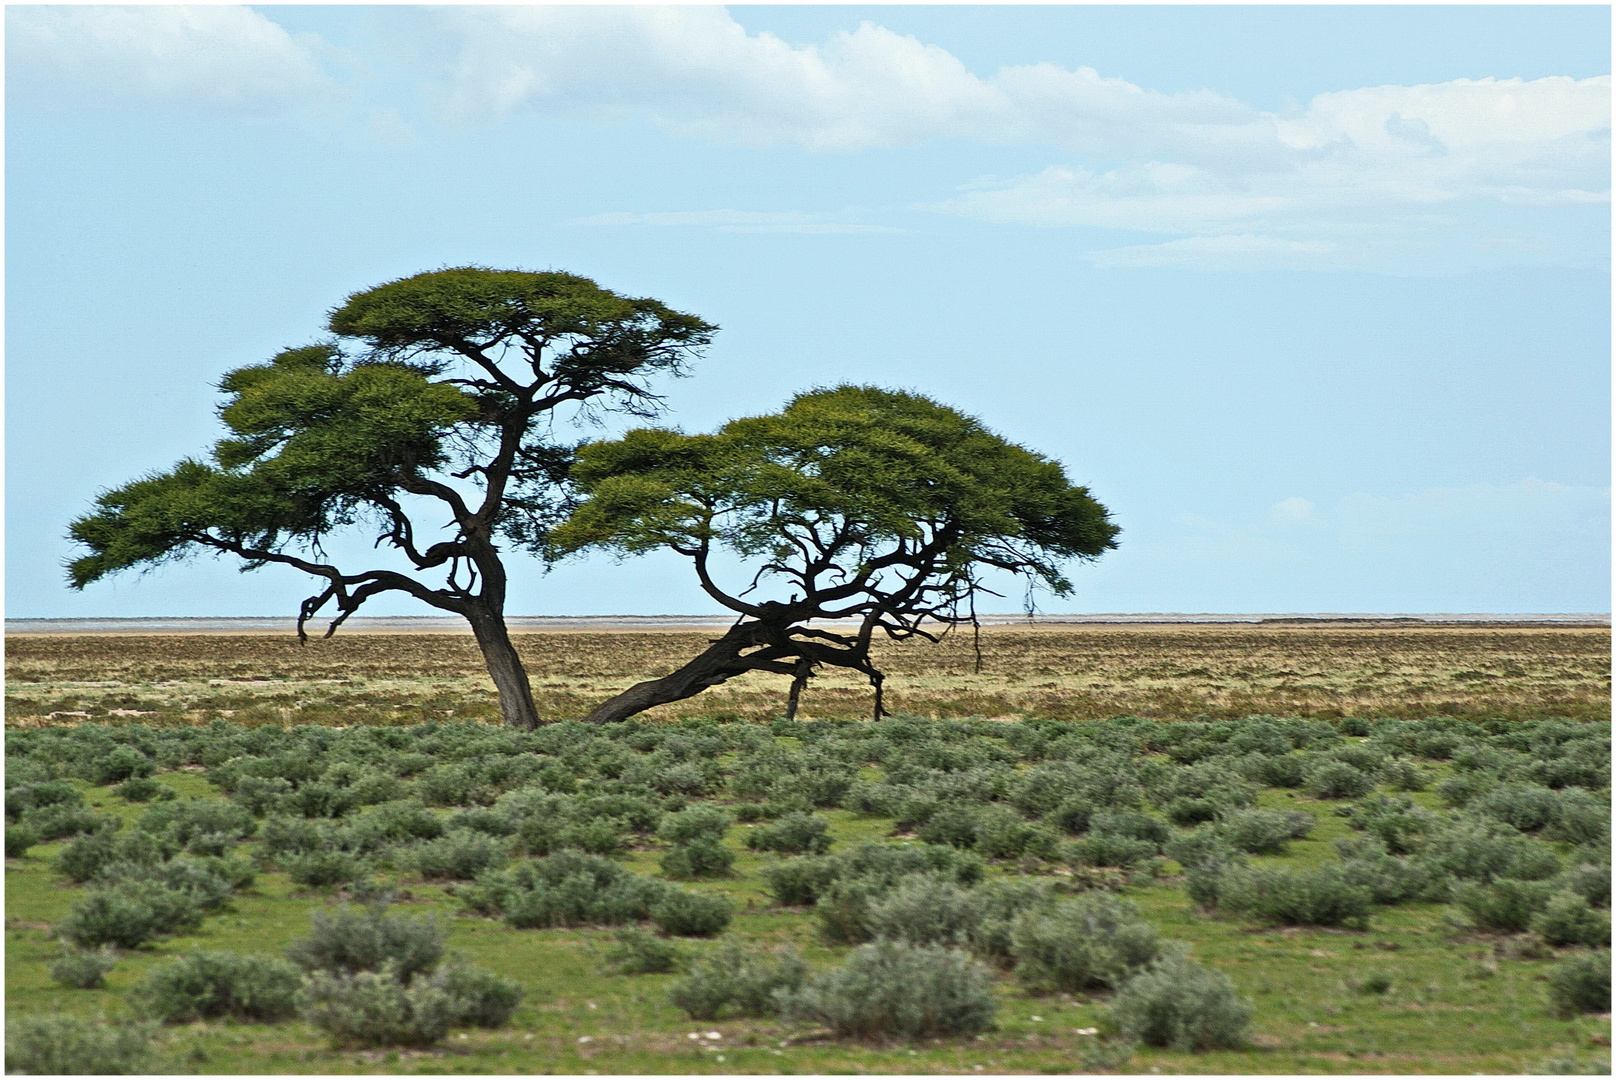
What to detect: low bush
<box><xmin>1009</xmin><ymin>893</ymin><xmax>1161</xmax><ymax>993</ymax></box>
<box><xmin>59</xmin><ymin>884</ymin><xmax>203</xmax><ymax>948</ymax></box>
<box><xmin>113</xmin><ymin>776</ymin><xmax>167</xmax><ymax>803</ymax></box>
<box><xmin>1066</xmin><ymin>833</ymin><xmax>1158</xmax><ymax>869</ymax></box>
<box><xmin>50</xmin><ymin>945</ymin><xmax>119</xmax><ymax>989</ymax></box>
<box><xmin>404</xmin><ymin>830</ymin><xmax>509</xmax><ymax>881</ymax></box>
<box><xmin>4</xmin><ymin>1015</ymin><xmax>162</xmax><ymax>1075</ymax></box>
<box><xmin>1108</xmin><ymin>951</ymin><xmax>1253</xmax><ymax>1051</ymax></box>
<box><xmin>129</xmin><ymin>950</ymin><xmax>303</xmax><ymax>1023</ymax></box>
<box><xmin>1215</xmin><ymin>808</ymin><xmax>1315</xmax><ymax>855</ymax></box>
<box><xmin>1214</xmin><ymin>865</ymin><xmax>1372</xmax><ymax>929</ymax></box>
<box><xmin>1547</xmin><ymin>950</ymin><xmax>1611</xmax><ymax>1016</ymax></box>
<box><xmin>477</xmin><ymin>854</ymin><xmax>672</xmax><ymax>928</ymax></box>
<box><xmin>23</xmin><ymin>804</ymin><xmax>112</xmax><ymax>842</ymax></box>
<box><xmin>1453</xmin><ymin>879</ymin><xmax>1561</xmax><ymax>933</ymax></box>
<box><xmin>1545</xmin><ymin>789</ymin><xmax>1612</xmax><ymax>846</ymax></box>
<box><xmin>6</xmin><ymin>823</ymin><xmax>39</xmax><ymax>859</ymax></box>
<box><xmin>606</xmin><ymin>927</ymin><xmax>685</xmax><ymax>974</ymax></box>
<box><xmin>286</xmin><ymin>904</ymin><xmax>446</xmax><ymax>980</ymax></box>
<box><xmin>657</xmin><ymin>804</ymin><xmax>731</xmax><ymax>846</ymax></box>
<box><xmin>1532</xmin><ymin>893</ymin><xmax>1611</xmax><ymax>948</ymax></box>
<box><xmin>1563</xmin><ymin>861</ymin><xmax>1611</xmax><ymax>909</ymax></box>
<box><xmin>964</xmin><ymin>878</ymin><xmax>1055</xmax><ymax>964</ymax></box>
<box><xmin>285</xmin><ymin>850</ymin><xmax>370</xmax><ymax>889</ymax></box>
<box><xmin>298</xmin><ymin>964</ymin><xmax>456</xmax><ymax>1048</ymax></box>
<box><xmin>433</xmin><ymin>965</ymin><xmax>523</xmax><ymax>1028</ymax></box>
<box><xmin>651</xmin><ymin>890</ymin><xmax>734</xmax><ymax>938</ymax></box>
<box><xmin>1306</xmin><ymin>761</ymin><xmax>1376</xmax><ymax>800</ymax></box>
<box><xmin>863</xmin><ymin>873</ymin><xmax>979</xmax><ymax>948</ymax></box>
<box><xmin>778</xmin><ymin>940</ymin><xmax>997</xmax><ymax>1038</ymax></box>
<box><xmin>661</xmin><ymin>837</ymin><xmax>735</xmax><ymax>881</ymax></box>
<box><xmin>1475</xmin><ymin>784</ymin><xmax>1561</xmax><ymax>833</ymax></box>
<box><xmin>745</xmin><ymin>812</ymin><xmax>832</xmax><ymax>855</ymax></box>
<box><xmin>668</xmin><ymin>938</ymin><xmax>807</xmax><ymax>1020</ymax></box>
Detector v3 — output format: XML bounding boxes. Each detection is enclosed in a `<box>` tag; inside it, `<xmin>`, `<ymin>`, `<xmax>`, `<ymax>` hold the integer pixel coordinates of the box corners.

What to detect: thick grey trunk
<box><xmin>580</xmin><ymin>622</ymin><xmax>775</xmax><ymax>724</ymax></box>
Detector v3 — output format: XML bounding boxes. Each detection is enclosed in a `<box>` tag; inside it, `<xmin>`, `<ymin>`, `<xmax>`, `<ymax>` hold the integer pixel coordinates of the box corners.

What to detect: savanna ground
<box><xmin>5</xmin><ymin>624</ymin><xmax>1611</xmax><ymax>1075</ymax></box>
<box><xmin>6</xmin><ymin>623</ymin><xmax>1610</xmax><ymax>728</ymax></box>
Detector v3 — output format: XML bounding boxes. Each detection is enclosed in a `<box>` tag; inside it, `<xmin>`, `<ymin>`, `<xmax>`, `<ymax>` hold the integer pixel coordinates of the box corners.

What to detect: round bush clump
<box><xmin>1107</xmin><ymin>952</ymin><xmax>1253</xmax><ymax>1051</ymax></box>
<box><xmin>50</xmin><ymin>945</ymin><xmax>119</xmax><ymax>990</ymax></box>
<box><xmin>1532</xmin><ymin>893</ymin><xmax>1612</xmax><ymax>948</ymax></box>
<box><xmin>1306</xmin><ymin>762</ymin><xmax>1376</xmax><ymax>800</ymax></box>
<box><xmin>4</xmin><ymin>1015</ymin><xmax>162</xmax><ymax>1076</ymax></box>
<box><xmin>1010</xmin><ymin>893</ymin><xmax>1161</xmax><ymax>992</ymax></box>
<box><xmin>652</xmin><ymin>890</ymin><xmax>735</xmax><ymax>938</ymax></box>
<box><xmin>778</xmin><ymin>940</ymin><xmax>997</xmax><ymax>1038</ymax></box>
<box><xmin>130</xmin><ymin>950</ymin><xmax>303</xmax><ymax>1023</ymax></box>
<box><xmin>1547</xmin><ymin>950</ymin><xmax>1611</xmax><ymax>1016</ymax></box>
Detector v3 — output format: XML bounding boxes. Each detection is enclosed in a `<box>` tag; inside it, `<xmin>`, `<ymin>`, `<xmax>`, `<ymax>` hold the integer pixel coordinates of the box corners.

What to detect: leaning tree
<box><xmin>66</xmin><ymin>267</ymin><xmax>716</xmax><ymax>729</ymax></box>
<box><xmin>549</xmin><ymin>385</ymin><xmax>1119</xmax><ymax>724</ymax></box>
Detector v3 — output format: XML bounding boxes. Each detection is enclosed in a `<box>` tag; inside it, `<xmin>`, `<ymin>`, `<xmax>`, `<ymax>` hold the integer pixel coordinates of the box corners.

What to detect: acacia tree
<box><xmin>549</xmin><ymin>385</ymin><xmax>1119</xmax><ymax>724</ymax></box>
<box><xmin>66</xmin><ymin>267</ymin><xmax>715</xmax><ymax>729</ymax></box>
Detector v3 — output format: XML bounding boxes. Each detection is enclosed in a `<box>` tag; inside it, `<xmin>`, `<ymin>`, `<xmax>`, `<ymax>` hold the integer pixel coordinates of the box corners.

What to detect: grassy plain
<box><xmin>5</xmin><ymin>623</ymin><xmax>1610</xmax><ymax>729</ymax></box>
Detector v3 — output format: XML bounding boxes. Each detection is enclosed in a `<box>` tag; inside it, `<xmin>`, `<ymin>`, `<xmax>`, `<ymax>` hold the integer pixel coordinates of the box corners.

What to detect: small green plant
<box><xmin>58</xmin><ymin>885</ymin><xmax>203</xmax><ymax>949</ymax></box>
<box><xmin>778</xmin><ymin>940</ymin><xmax>998</xmax><ymax>1038</ymax></box>
<box><xmin>50</xmin><ymin>944</ymin><xmax>119</xmax><ymax>989</ymax></box>
<box><xmin>4</xmin><ymin>1015</ymin><xmax>163</xmax><ymax>1075</ymax></box>
<box><xmin>745</xmin><ymin>811</ymin><xmax>833</xmax><ymax>855</ymax></box>
<box><xmin>668</xmin><ymin>938</ymin><xmax>807</xmax><ymax>1020</ymax></box>
<box><xmin>1214</xmin><ymin>864</ymin><xmax>1373</xmax><ymax>929</ymax></box>
<box><xmin>1306</xmin><ymin>761</ymin><xmax>1376</xmax><ymax>800</ymax></box>
<box><xmin>605</xmin><ymin>927</ymin><xmax>685</xmax><ymax>974</ymax></box>
<box><xmin>403</xmin><ymin>830</ymin><xmax>509</xmax><ymax>881</ymax></box>
<box><xmin>284</xmin><ymin>850</ymin><xmax>370</xmax><ymax>889</ymax></box>
<box><xmin>1106</xmin><ymin>951</ymin><xmax>1254</xmax><ymax>1051</ymax></box>
<box><xmin>1355</xmin><ymin>971</ymin><xmax>1393</xmax><ymax>995</ymax></box>
<box><xmin>298</xmin><ymin>963</ymin><xmax>456</xmax><ymax>1048</ymax></box>
<box><xmin>1532</xmin><ymin>892</ymin><xmax>1611</xmax><ymax>948</ymax></box>
<box><xmin>286</xmin><ymin>903</ymin><xmax>446</xmax><ymax>980</ymax></box>
<box><xmin>651</xmin><ymin>890</ymin><xmax>734</xmax><ymax>937</ymax></box>
<box><xmin>433</xmin><ymin>964</ymin><xmax>524</xmax><ymax>1028</ymax></box>
<box><xmin>113</xmin><ymin>776</ymin><xmax>166</xmax><ymax>803</ymax></box>
<box><xmin>660</xmin><ymin>836</ymin><xmax>735</xmax><ymax>880</ymax></box>
<box><xmin>1546</xmin><ymin>950</ymin><xmax>1611</xmax><ymax>1016</ymax></box>
<box><xmin>6</xmin><ymin>823</ymin><xmax>39</xmax><ymax>859</ymax></box>
<box><xmin>1010</xmin><ymin>892</ymin><xmax>1161</xmax><ymax>993</ymax></box>
<box><xmin>863</xmin><ymin>873</ymin><xmax>980</xmax><ymax>948</ymax></box>
<box><xmin>1453</xmin><ymin>879</ymin><xmax>1561</xmax><ymax>933</ymax></box>
<box><xmin>129</xmin><ymin>950</ymin><xmax>303</xmax><ymax>1023</ymax></box>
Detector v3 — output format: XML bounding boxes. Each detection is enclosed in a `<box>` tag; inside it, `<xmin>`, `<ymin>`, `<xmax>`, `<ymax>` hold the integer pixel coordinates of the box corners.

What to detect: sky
<box><xmin>6</xmin><ymin>4</ymin><xmax>1611</xmax><ymax>620</ymax></box>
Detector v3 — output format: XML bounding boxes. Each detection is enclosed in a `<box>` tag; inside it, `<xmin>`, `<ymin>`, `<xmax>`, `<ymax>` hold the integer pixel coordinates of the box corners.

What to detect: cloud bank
<box><xmin>7</xmin><ymin>6</ymin><xmax>339</xmax><ymax>111</ymax></box>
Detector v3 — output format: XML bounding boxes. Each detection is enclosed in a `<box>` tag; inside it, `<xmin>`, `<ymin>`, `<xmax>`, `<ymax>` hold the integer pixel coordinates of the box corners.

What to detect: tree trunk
<box><xmin>580</xmin><ymin>621</ymin><xmax>776</xmax><ymax>724</ymax></box>
<box><xmin>466</xmin><ymin>605</ymin><xmax>543</xmax><ymax>729</ymax></box>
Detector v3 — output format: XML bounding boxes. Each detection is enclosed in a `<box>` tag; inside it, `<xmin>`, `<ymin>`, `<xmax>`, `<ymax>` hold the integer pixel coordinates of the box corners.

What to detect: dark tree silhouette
<box><xmin>550</xmin><ymin>385</ymin><xmax>1119</xmax><ymax>724</ymax></box>
<box><xmin>66</xmin><ymin>267</ymin><xmax>715</xmax><ymax>728</ymax></box>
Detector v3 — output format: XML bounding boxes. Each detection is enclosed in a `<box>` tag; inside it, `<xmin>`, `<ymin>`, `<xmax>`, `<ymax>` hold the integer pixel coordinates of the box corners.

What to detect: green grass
<box><xmin>6</xmin><ymin>766</ymin><xmax>1609</xmax><ymax>1075</ymax></box>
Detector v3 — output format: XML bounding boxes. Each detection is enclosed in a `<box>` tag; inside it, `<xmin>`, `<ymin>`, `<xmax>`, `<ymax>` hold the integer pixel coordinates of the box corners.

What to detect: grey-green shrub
<box><xmin>404</xmin><ymin>830</ymin><xmax>509</xmax><ymax>881</ymax></box>
<box><xmin>129</xmin><ymin>950</ymin><xmax>303</xmax><ymax>1022</ymax></box>
<box><xmin>745</xmin><ymin>812</ymin><xmax>832</xmax><ymax>855</ymax></box>
<box><xmin>964</xmin><ymin>878</ymin><xmax>1055</xmax><ymax>964</ymax></box>
<box><xmin>863</xmin><ymin>873</ymin><xmax>980</xmax><ymax>948</ymax></box>
<box><xmin>113</xmin><ymin>776</ymin><xmax>165</xmax><ymax>803</ymax></box>
<box><xmin>285</xmin><ymin>850</ymin><xmax>370</xmax><ymax>888</ymax></box>
<box><xmin>661</xmin><ymin>837</ymin><xmax>734</xmax><ymax>881</ymax></box>
<box><xmin>668</xmin><ymin>939</ymin><xmax>807</xmax><ymax>1020</ymax></box>
<box><xmin>1066</xmin><ymin>833</ymin><xmax>1159</xmax><ymax>868</ymax></box>
<box><xmin>1106</xmin><ymin>951</ymin><xmax>1253</xmax><ymax>1051</ymax></box>
<box><xmin>286</xmin><ymin>904</ymin><xmax>445</xmax><ymax>980</ymax></box>
<box><xmin>778</xmin><ymin>940</ymin><xmax>997</xmax><ymax>1038</ymax></box>
<box><xmin>298</xmin><ymin>964</ymin><xmax>456</xmax><ymax>1048</ymax></box>
<box><xmin>59</xmin><ymin>885</ymin><xmax>203</xmax><ymax>948</ymax></box>
<box><xmin>1215</xmin><ymin>808</ymin><xmax>1314</xmax><ymax>855</ymax></box>
<box><xmin>651</xmin><ymin>890</ymin><xmax>734</xmax><ymax>937</ymax></box>
<box><xmin>433</xmin><ymin>965</ymin><xmax>523</xmax><ymax>1028</ymax></box>
<box><xmin>606</xmin><ymin>927</ymin><xmax>685</xmax><ymax>974</ymax></box>
<box><xmin>657</xmin><ymin>804</ymin><xmax>731</xmax><ymax>846</ymax></box>
<box><xmin>1532</xmin><ymin>893</ymin><xmax>1611</xmax><ymax>948</ymax></box>
<box><xmin>1563</xmin><ymin>861</ymin><xmax>1611</xmax><ymax>909</ymax></box>
<box><xmin>1214</xmin><ymin>864</ymin><xmax>1372</xmax><ymax>929</ymax></box>
<box><xmin>1307</xmin><ymin>761</ymin><xmax>1376</xmax><ymax>800</ymax></box>
<box><xmin>50</xmin><ymin>945</ymin><xmax>119</xmax><ymax>989</ymax></box>
<box><xmin>1547</xmin><ymin>950</ymin><xmax>1611</xmax><ymax>1016</ymax></box>
<box><xmin>1546</xmin><ymin>789</ymin><xmax>1612</xmax><ymax>846</ymax></box>
<box><xmin>4</xmin><ymin>1015</ymin><xmax>161</xmax><ymax>1075</ymax></box>
<box><xmin>1009</xmin><ymin>893</ymin><xmax>1160</xmax><ymax>992</ymax></box>
<box><xmin>1453</xmin><ymin>879</ymin><xmax>1561</xmax><ymax>933</ymax></box>
<box><xmin>6</xmin><ymin>824</ymin><xmax>39</xmax><ymax>859</ymax></box>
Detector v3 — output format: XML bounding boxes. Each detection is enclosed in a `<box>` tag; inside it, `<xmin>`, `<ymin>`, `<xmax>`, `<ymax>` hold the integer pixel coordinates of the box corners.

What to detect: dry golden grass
<box><xmin>5</xmin><ymin>623</ymin><xmax>1609</xmax><ymax>727</ymax></box>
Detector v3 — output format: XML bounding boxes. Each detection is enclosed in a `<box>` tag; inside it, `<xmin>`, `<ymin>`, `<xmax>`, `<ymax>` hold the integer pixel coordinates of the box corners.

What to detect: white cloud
<box><xmin>577</xmin><ymin>209</ymin><xmax>902</xmax><ymax>234</ymax></box>
<box><xmin>425</xmin><ymin>9</ymin><xmax>1608</xmax><ymax>271</ymax></box>
<box><xmin>6</xmin><ymin>6</ymin><xmax>339</xmax><ymax>111</ymax></box>
<box><xmin>1269</xmin><ymin>497</ymin><xmax>1319</xmax><ymax>525</ymax></box>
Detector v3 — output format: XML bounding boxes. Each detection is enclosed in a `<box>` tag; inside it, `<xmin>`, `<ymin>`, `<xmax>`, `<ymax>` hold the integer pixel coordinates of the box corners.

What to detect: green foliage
<box><xmin>668</xmin><ymin>938</ymin><xmax>807</xmax><ymax>1020</ymax></box>
<box><xmin>744</xmin><ymin>811</ymin><xmax>833</xmax><ymax>855</ymax></box>
<box><xmin>1546</xmin><ymin>951</ymin><xmax>1611</xmax><ymax>1016</ymax></box>
<box><xmin>402</xmin><ymin>829</ymin><xmax>509</xmax><ymax>881</ymax></box>
<box><xmin>778</xmin><ymin>940</ymin><xmax>998</xmax><ymax>1038</ymax></box>
<box><xmin>1214</xmin><ymin>807</ymin><xmax>1315</xmax><ymax>855</ymax></box>
<box><xmin>1453</xmin><ymin>879</ymin><xmax>1561</xmax><ymax>932</ymax></box>
<box><xmin>298</xmin><ymin>964</ymin><xmax>457</xmax><ymax>1048</ymax></box>
<box><xmin>59</xmin><ymin>884</ymin><xmax>203</xmax><ymax>948</ymax></box>
<box><xmin>1306</xmin><ymin>761</ymin><xmax>1376</xmax><ymax>800</ymax></box>
<box><xmin>1107</xmin><ymin>952</ymin><xmax>1254</xmax><ymax>1051</ymax></box>
<box><xmin>1531</xmin><ymin>893</ymin><xmax>1611</xmax><ymax>947</ymax></box>
<box><xmin>863</xmin><ymin>873</ymin><xmax>981</xmax><ymax>948</ymax></box>
<box><xmin>113</xmin><ymin>776</ymin><xmax>167</xmax><ymax>803</ymax></box>
<box><xmin>660</xmin><ymin>837</ymin><xmax>734</xmax><ymax>881</ymax></box>
<box><xmin>434</xmin><ymin>965</ymin><xmax>524</xmax><ymax>1029</ymax></box>
<box><xmin>605</xmin><ymin>928</ymin><xmax>685</xmax><ymax>975</ymax></box>
<box><xmin>657</xmin><ymin>804</ymin><xmax>731</xmax><ymax>845</ymax></box>
<box><xmin>286</xmin><ymin>904</ymin><xmax>445</xmax><ymax>980</ymax></box>
<box><xmin>4</xmin><ymin>1015</ymin><xmax>162</xmax><ymax>1075</ymax></box>
<box><xmin>1010</xmin><ymin>893</ymin><xmax>1162</xmax><ymax>993</ymax></box>
<box><xmin>1213</xmin><ymin>864</ymin><xmax>1373</xmax><ymax>929</ymax></box>
<box><xmin>50</xmin><ymin>945</ymin><xmax>119</xmax><ymax>990</ymax></box>
<box><xmin>129</xmin><ymin>950</ymin><xmax>303</xmax><ymax>1023</ymax></box>
<box><xmin>651</xmin><ymin>890</ymin><xmax>734</xmax><ymax>938</ymax></box>
<box><xmin>285</xmin><ymin>850</ymin><xmax>371</xmax><ymax>888</ymax></box>
<box><xmin>6</xmin><ymin>824</ymin><xmax>39</xmax><ymax>859</ymax></box>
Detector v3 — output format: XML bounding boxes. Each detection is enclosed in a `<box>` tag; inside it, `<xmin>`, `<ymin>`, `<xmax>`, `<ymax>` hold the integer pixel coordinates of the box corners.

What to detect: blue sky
<box><xmin>7</xmin><ymin>4</ymin><xmax>1611</xmax><ymax>619</ymax></box>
